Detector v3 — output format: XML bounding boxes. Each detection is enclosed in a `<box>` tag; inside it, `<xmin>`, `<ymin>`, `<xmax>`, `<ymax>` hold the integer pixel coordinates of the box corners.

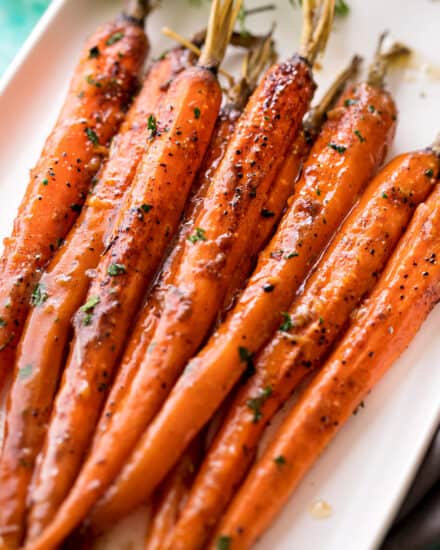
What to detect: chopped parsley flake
<box><xmin>328</xmin><ymin>143</ymin><xmax>346</xmax><ymax>154</ymax></box>
<box><xmin>141</xmin><ymin>203</ymin><xmax>153</xmax><ymax>213</ymax></box>
<box><xmin>280</xmin><ymin>312</ymin><xmax>293</xmax><ymax>332</ymax></box>
<box><xmin>425</xmin><ymin>168</ymin><xmax>434</xmax><ymax>178</ymax></box>
<box><xmin>188</xmin><ymin>227</ymin><xmax>207</xmax><ymax>243</ymax></box>
<box><xmin>216</xmin><ymin>536</ymin><xmax>232</xmax><ymax>550</ymax></box>
<box><xmin>382</xmin><ymin>192</ymin><xmax>388</xmax><ymax>199</ymax></box>
<box><xmin>344</xmin><ymin>98</ymin><xmax>358</xmax><ymax>107</ymax></box>
<box><xmin>106</xmin><ymin>32</ymin><xmax>124</xmax><ymax>46</ymax></box>
<box><xmin>194</xmin><ymin>107</ymin><xmax>201</xmax><ymax>119</ymax></box>
<box><xmin>0</xmin><ymin>318</ymin><xmax>6</xmax><ymax>327</ymax></box>
<box><xmin>85</xmin><ymin>127</ymin><xmax>99</xmax><ymax>145</ymax></box>
<box><xmin>42</xmin><ymin>178</ymin><xmax>49</xmax><ymax>186</ymax></box>
<box><xmin>148</xmin><ymin>114</ymin><xmax>157</xmax><ymax>137</ymax></box>
<box><xmin>85</xmin><ymin>74</ymin><xmax>102</xmax><ymax>87</ymax></box>
<box><xmin>30</xmin><ymin>283</ymin><xmax>49</xmax><ymax>307</ymax></box>
<box><xmin>108</xmin><ymin>263</ymin><xmax>126</xmax><ymax>276</ymax></box>
<box><xmin>246</xmin><ymin>386</ymin><xmax>273</xmax><ymax>423</ymax></box>
<box><xmin>354</xmin><ymin>129</ymin><xmax>366</xmax><ymax>143</ymax></box>
<box><xmin>285</xmin><ymin>251</ymin><xmax>299</xmax><ymax>259</ymax></box>
<box><xmin>81</xmin><ymin>295</ymin><xmax>100</xmax><ymax>319</ymax></box>
<box><xmin>274</xmin><ymin>455</ymin><xmax>286</xmax><ymax>466</ymax></box>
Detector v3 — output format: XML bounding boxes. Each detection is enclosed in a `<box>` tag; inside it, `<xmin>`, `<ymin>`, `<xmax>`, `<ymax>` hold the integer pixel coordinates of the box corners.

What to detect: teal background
<box><xmin>0</xmin><ymin>0</ymin><xmax>50</xmax><ymax>75</ymax></box>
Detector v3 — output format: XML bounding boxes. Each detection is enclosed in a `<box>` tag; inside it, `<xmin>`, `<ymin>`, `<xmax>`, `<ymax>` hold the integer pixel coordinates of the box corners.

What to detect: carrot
<box><xmin>81</xmin><ymin>0</ymin><xmax>339</xmax><ymax>533</ymax></box>
<box><xmin>145</xmin><ymin>437</ymin><xmax>204</xmax><ymax>550</ymax></box>
<box><xmin>171</xmin><ymin>143</ymin><xmax>437</xmax><ymax>550</ymax></box>
<box><xmin>213</xmin><ymin>145</ymin><xmax>440</xmax><ymax>550</ymax></box>
<box><xmin>0</xmin><ymin>3</ymin><xmax>149</xmax><ymax>387</ymax></box>
<box><xmin>24</xmin><ymin>2</ymin><xmax>239</xmax><ymax>547</ymax></box>
<box><xmin>0</xmin><ymin>43</ymin><xmax>195</xmax><ymax>550</ymax></box>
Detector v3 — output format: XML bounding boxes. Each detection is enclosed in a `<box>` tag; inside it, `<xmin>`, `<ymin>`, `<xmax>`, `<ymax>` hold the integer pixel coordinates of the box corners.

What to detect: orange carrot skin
<box><xmin>0</xmin><ymin>16</ymin><xmax>147</xmax><ymax>385</ymax></box>
<box><xmin>146</xmin><ymin>438</ymin><xmax>203</xmax><ymax>550</ymax></box>
<box><xmin>25</xmin><ymin>65</ymin><xmax>222</xmax><ymax>544</ymax></box>
<box><xmin>220</xmin><ymin>131</ymin><xmax>308</xmax><ymax>318</ymax></box>
<box><xmin>95</xmin><ymin>103</ymin><xmax>242</xmax><ymax>437</ymax></box>
<box><xmin>171</xmin><ymin>149</ymin><xmax>438</xmax><ymax>550</ymax></box>
<box><xmin>0</xmin><ymin>48</ymin><xmax>192</xmax><ymax>550</ymax></box>
<box><xmin>85</xmin><ymin>81</ymin><xmax>397</xmax><ymax>535</ymax></box>
<box><xmin>213</xmin><ymin>168</ymin><xmax>440</xmax><ymax>550</ymax></box>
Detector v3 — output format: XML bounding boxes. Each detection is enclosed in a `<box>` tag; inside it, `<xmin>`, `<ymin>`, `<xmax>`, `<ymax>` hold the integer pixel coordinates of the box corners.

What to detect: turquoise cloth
<box><xmin>0</xmin><ymin>0</ymin><xmax>50</xmax><ymax>75</ymax></box>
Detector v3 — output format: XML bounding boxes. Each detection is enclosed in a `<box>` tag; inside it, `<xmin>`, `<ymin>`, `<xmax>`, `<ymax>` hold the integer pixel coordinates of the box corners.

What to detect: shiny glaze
<box><xmin>88</xmin><ymin>80</ymin><xmax>396</xmax><ymax>537</ymax></box>
<box><xmin>220</xmin><ymin>131</ymin><xmax>309</xmax><ymax>319</ymax></box>
<box><xmin>25</xmin><ymin>65</ymin><xmax>222</xmax><ymax>544</ymax></box>
<box><xmin>0</xmin><ymin>16</ymin><xmax>147</xmax><ymax>384</ymax></box>
<box><xmin>173</xmin><ymin>149</ymin><xmax>438</xmax><ymax>550</ymax></box>
<box><xmin>214</xmin><ymin>172</ymin><xmax>440</xmax><ymax>550</ymax></box>
<box><xmin>87</xmin><ymin>56</ymin><xmax>315</xmax><ymax>532</ymax></box>
<box><xmin>0</xmin><ymin>47</ymin><xmax>190</xmax><ymax>550</ymax></box>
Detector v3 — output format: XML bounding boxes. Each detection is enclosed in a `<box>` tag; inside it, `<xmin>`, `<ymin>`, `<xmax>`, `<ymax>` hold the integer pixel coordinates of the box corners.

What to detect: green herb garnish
<box><xmin>246</xmin><ymin>386</ymin><xmax>272</xmax><ymax>423</ymax></box>
<box><xmin>216</xmin><ymin>536</ymin><xmax>232</xmax><ymax>550</ymax></box>
<box><xmin>188</xmin><ymin>227</ymin><xmax>207</xmax><ymax>243</ymax></box>
<box><xmin>354</xmin><ymin>129</ymin><xmax>366</xmax><ymax>143</ymax></box>
<box><xmin>30</xmin><ymin>283</ymin><xmax>48</xmax><ymax>307</ymax></box>
<box><xmin>85</xmin><ymin>127</ymin><xmax>99</xmax><ymax>145</ymax></box>
<box><xmin>106</xmin><ymin>32</ymin><xmax>124</xmax><ymax>46</ymax></box>
<box><xmin>108</xmin><ymin>263</ymin><xmax>126</xmax><ymax>277</ymax></box>
<box><xmin>328</xmin><ymin>143</ymin><xmax>346</xmax><ymax>154</ymax></box>
<box><xmin>280</xmin><ymin>312</ymin><xmax>293</xmax><ymax>332</ymax></box>
<box><xmin>194</xmin><ymin>107</ymin><xmax>201</xmax><ymax>119</ymax></box>
<box><xmin>148</xmin><ymin>114</ymin><xmax>157</xmax><ymax>137</ymax></box>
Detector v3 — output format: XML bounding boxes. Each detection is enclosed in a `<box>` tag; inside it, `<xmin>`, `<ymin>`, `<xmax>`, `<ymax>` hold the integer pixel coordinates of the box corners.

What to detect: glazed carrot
<box><xmin>82</xmin><ymin>0</ymin><xmax>341</xmax><ymax>533</ymax></box>
<box><xmin>24</xmin><ymin>2</ymin><xmax>238</xmax><ymax>546</ymax></box>
<box><xmin>145</xmin><ymin>438</ymin><xmax>204</xmax><ymax>550</ymax></box>
<box><xmin>213</xmin><ymin>148</ymin><xmax>440</xmax><ymax>550</ymax></box>
<box><xmin>0</xmin><ymin>44</ymin><xmax>194</xmax><ymax>550</ymax></box>
<box><xmin>171</xmin><ymin>145</ymin><xmax>438</xmax><ymax>550</ymax></box>
<box><xmin>0</xmin><ymin>3</ymin><xmax>149</xmax><ymax>386</ymax></box>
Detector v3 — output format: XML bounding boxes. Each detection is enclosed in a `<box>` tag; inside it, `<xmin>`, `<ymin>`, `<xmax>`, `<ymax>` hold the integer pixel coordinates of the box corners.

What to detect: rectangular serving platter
<box><xmin>0</xmin><ymin>1</ymin><xmax>439</xmax><ymax>549</ymax></box>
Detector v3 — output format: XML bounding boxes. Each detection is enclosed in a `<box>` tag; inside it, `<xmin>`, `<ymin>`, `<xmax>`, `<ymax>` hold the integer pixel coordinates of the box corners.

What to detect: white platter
<box><xmin>0</xmin><ymin>1</ymin><xmax>439</xmax><ymax>549</ymax></box>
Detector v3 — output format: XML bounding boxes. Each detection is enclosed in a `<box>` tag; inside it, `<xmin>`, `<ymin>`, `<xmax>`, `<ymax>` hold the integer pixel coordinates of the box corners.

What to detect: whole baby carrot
<box><xmin>0</xmin><ymin>41</ymin><xmax>194</xmax><ymax>550</ymax></box>
<box><xmin>0</xmin><ymin>1</ymin><xmax>149</xmax><ymax>386</ymax></box>
<box><xmin>24</xmin><ymin>2</ymin><xmax>239</xmax><ymax>547</ymax></box>
<box><xmin>213</xmin><ymin>145</ymin><xmax>440</xmax><ymax>550</ymax></box>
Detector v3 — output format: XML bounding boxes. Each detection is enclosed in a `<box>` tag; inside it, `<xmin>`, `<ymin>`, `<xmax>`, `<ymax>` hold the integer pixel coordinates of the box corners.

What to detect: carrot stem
<box><xmin>199</xmin><ymin>0</ymin><xmax>243</xmax><ymax>69</ymax></box>
<box><xmin>367</xmin><ymin>32</ymin><xmax>411</xmax><ymax>87</ymax></box>
<box><xmin>304</xmin><ymin>54</ymin><xmax>362</xmax><ymax>134</ymax></box>
<box><xmin>299</xmin><ymin>0</ymin><xmax>335</xmax><ymax>64</ymax></box>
